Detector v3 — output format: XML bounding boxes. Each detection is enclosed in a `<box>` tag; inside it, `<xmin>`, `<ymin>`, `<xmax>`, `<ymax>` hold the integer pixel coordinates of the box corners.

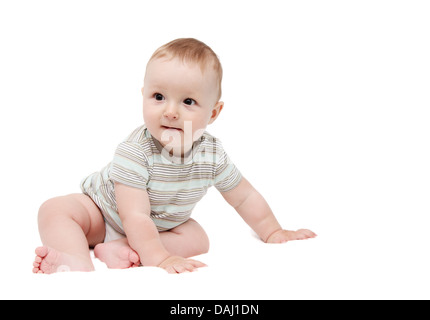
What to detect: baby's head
<box><xmin>142</xmin><ymin>38</ymin><xmax>224</xmax><ymax>154</ymax></box>
<box><xmin>148</xmin><ymin>38</ymin><xmax>223</xmax><ymax>100</ymax></box>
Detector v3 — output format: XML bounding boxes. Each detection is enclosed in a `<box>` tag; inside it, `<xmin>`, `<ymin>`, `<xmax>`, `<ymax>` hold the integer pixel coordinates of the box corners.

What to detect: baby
<box><xmin>33</xmin><ymin>38</ymin><xmax>316</xmax><ymax>274</ymax></box>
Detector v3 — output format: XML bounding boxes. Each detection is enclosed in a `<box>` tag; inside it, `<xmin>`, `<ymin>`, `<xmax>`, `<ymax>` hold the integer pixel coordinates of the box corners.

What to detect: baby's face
<box><xmin>142</xmin><ymin>57</ymin><xmax>222</xmax><ymax>155</ymax></box>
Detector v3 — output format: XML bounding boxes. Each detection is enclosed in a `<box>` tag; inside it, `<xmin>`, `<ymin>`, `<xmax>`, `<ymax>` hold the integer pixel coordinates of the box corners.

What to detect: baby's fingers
<box><xmin>160</xmin><ymin>257</ymin><xmax>207</xmax><ymax>274</ymax></box>
<box><xmin>187</xmin><ymin>259</ymin><xmax>207</xmax><ymax>269</ymax></box>
<box><xmin>296</xmin><ymin>229</ymin><xmax>317</xmax><ymax>239</ymax></box>
<box><xmin>173</xmin><ymin>260</ymin><xmax>206</xmax><ymax>273</ymax></box>
<box><xmin>163</xmin><ymin>263</ymin><xmax>190</xmax><ymax>274</ymax></box>
<box><xmin>165</xmin><ymin>266</ymin><xmax>177</xmax><ymax>274</ymax></box>
<box><xmin>173</xmin><ymin>263</ymin><xmax>195</xmax><ymax>273</ymax></box>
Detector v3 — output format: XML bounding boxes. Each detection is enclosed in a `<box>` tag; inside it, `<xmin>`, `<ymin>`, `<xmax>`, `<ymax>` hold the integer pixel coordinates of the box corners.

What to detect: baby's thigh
<box><xmin>38</xmin><ymin>193</ymin><xmax>105</xmax><ymax>245</ymax></box>
<box><xmin>172</xmin><ymin>219</ymin><xmax>209</xmax><ymax>247</ymax></box>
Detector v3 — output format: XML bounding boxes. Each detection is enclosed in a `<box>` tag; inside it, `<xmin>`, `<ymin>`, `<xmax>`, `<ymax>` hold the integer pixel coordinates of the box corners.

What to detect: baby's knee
<box><xmin>192</xmin><ymin>225</ymin><xmax>210</xmax><ymax>255</ymax></box>
<box><xmin>38</xmin><ymin>197</ymin><xmax>60</xmax><ymax>224</ymax></box>
<box><xmin>181</xmin><ymin>219</ymin><xmax>210</xmax><ymax>255</ymax></box>
<box><xmin>38</xmin><ymin>196</ymin><xmax>73</xmax><ymax>224</ymax></box>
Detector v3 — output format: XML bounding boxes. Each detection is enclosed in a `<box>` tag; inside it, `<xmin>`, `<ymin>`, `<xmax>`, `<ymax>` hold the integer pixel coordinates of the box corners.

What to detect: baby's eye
<box><xmin>154</xmin><ymin>93</ymin><xmax>165</xmax><ymax>101</ymax></box>
<box><xmin>183</xmin><ymin>98</ymin><xmax>196</xmax><ymax>106</ymax></box>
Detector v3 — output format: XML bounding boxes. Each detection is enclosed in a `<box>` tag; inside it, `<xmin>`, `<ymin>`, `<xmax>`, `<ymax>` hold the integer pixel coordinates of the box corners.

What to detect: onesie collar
<box><xmin>146</xmin><ymin>128</ymin><xmax>205</xmax><ymax>165</ymax></box>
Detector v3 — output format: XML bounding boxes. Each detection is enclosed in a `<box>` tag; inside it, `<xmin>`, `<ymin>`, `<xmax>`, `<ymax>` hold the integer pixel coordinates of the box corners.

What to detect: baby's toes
<box><xmin>128</xmin><ymin>250</ymin><xmax>140</xmax><ymax>266</ymax></box>
<box><xmin>32</xmin><ymin>255</ymin><xmax>43</xmax><ymax>272</ymax></box>
<box><xmin>32</xmin><ymin>262</ymin><xmax>42</xmax><ymax>273</ymax></box>
<box><xmin>35</xmin><ymin>246</ymin><xmax>49</xmax><ymax>258</ymax></box>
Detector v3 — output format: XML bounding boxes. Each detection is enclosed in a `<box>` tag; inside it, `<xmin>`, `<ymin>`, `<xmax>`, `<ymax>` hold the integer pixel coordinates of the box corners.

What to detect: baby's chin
<box><xmin>159</xmin><ymin>132</ymin><xmax>184</xmax><ymax>147</ymax></box>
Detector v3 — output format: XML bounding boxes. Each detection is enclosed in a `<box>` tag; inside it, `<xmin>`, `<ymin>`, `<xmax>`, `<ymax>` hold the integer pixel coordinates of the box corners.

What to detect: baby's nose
<box><xmin>163</xmin><ymin>104</ymin><xmax>179</xmax><ymax>120</ymax></box>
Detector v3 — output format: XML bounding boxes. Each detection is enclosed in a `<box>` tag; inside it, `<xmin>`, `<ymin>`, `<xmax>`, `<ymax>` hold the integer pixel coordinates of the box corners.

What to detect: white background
<box><xmin>0</xmin><ymin>0</ymin><xmax>429</xmax><ymax>299</ymax></box>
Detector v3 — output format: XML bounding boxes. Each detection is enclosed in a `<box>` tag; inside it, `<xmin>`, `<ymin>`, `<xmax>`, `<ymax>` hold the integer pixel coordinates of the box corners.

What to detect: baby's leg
<box><xmin>159</xmin><ymin>218</ymin><xmax>210</xmax><ymax>258</ymax></box>
<box><xmin>33</xmin><ymin>194</ymin><xmax>105</xmax><ymax>274</ymax></box>
<box><xmin>94</xmin><ymin>218</ymin><xmax>209</xmax><ymax>268</ymax></box>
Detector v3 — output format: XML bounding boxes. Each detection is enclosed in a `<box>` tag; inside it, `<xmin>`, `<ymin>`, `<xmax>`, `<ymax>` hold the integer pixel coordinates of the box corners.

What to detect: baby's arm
<box><xmin>115</xmin><ymin>182</ymin><xmax>205</xmax><ymax>273</ymax></box>
<box><xmin>221</xmin><ymin>178</ymin><xmax>316</xmax><ymax>243</ymax></box>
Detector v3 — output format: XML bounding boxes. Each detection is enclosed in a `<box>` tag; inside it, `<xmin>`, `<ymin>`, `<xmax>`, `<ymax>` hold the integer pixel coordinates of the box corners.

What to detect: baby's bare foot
<box><xmin>94</xmin><ymin>241</ymin><xmax>140</xmax><ymax>269</ymax></box>
<box><xmin>33</xmin><ymin>246</ymin><xmax>94</xmax><ymax>274</ymax></box>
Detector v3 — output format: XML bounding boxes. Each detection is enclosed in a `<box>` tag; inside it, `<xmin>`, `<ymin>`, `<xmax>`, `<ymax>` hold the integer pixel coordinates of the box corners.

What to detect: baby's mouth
<box><xmin>161</xmin><ymin>125</ymin><xmax>183</xmax><ymax>132</ymax></box>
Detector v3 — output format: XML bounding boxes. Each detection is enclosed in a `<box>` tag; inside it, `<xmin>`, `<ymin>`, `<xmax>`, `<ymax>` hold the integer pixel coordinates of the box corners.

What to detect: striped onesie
<box><xmin>80</xmin><ymin>125</ymin><xmax>242</xmax><ymax>235</ymax></box>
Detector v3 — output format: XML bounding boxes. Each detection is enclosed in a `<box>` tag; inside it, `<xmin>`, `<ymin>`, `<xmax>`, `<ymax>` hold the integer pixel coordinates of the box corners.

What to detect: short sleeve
<box><xmin>214</xmin><ymin>142</ymin><xmax>242</xmax><ymax>192</ymax></box>
<box><xmin>110</xmin><ymin>141</ymin><xmax>150</xmax><ymax>190</ymax></box>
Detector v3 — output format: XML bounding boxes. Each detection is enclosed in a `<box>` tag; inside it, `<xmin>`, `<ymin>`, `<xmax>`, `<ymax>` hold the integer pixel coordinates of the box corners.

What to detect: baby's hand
<box><xmin>158</xmin><ymin>255</ymin><xmax>207</xmax><ymax>274</ymax></box>
<box><xmin>266</xmin><ymin>229</ymin><xmax>317</xmax><ymax>243</ymax></box>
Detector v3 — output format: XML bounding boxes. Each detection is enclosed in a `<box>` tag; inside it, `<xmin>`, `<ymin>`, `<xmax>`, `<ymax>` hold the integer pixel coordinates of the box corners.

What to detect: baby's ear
<box><xmin>141</xmin><ymin>87</ymin><xmax>144</xmax><ymax>95</ymax></box>
<box><xmin>209</xmin><ymin>101</ymin><xmax>224</xmax><ymax>124</ymax></box>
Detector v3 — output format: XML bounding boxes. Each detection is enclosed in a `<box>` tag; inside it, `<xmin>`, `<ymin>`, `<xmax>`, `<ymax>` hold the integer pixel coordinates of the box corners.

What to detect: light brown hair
<box><xmin>148</xmin><ymin>38</ymin><xmax>223</xmax><ymax>100</ymax></box>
